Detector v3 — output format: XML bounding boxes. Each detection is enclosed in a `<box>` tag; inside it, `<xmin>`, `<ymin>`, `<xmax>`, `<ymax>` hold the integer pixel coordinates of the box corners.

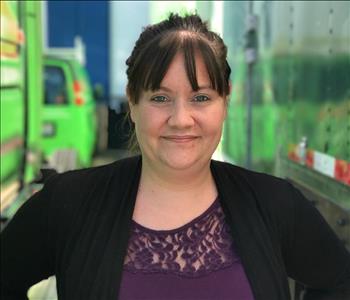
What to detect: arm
<box><xmin>280</xmin><ymin>183</ymin><xmax>350</xmax><ymax>300</ymax></box>
<box><xmin>1</xmin><ymin>182</ymin><xmax>55</xmax><ymax>299</ymax></box>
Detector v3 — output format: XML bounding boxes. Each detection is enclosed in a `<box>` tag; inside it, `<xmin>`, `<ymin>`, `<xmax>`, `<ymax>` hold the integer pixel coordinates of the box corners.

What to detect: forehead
<box><xmin>160</xmin><ymin>51</ymin><xmax>211</xmax><ymax>88</ymax></box>
<box><xmin>127</xmin><ymin>31</ymin><xmax>228</xmax><ymax>103</ymax></box>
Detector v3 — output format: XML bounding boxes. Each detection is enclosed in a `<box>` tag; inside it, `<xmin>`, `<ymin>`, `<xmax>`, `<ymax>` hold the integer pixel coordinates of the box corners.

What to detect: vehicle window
<box><xmin>44</xmin><ymin>66</ymin><xmax>68</xmax><ymax>105</ymax></box>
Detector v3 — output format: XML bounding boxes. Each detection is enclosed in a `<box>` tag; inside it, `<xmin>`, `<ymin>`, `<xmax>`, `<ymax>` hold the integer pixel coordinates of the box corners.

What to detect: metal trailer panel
<box><xmin>221</xmin><ymin>0</ymin><xmax>350</xmax><ymax>240</ymax></box>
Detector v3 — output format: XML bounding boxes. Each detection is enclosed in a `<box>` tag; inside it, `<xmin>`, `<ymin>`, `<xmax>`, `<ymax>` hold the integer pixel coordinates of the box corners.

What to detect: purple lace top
<box><xmin>119</xmin><ymin>198</ymin><xmax>255</xmax><ymax>300</ymax></box>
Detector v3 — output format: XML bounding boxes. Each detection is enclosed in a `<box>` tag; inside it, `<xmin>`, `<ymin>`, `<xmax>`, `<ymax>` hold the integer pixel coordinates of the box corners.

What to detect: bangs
<box><xmin>128</xmin><ymin>32</ymin><xmax>228</xmax><ymax>103</ymax></box>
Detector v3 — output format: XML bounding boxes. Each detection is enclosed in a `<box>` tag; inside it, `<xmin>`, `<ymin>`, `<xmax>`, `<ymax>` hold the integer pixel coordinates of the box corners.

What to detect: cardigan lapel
<box><xmin>88</xmin><ymin>156</ymin><xmax>142</xmax><ymax>299</ymax></box>
<box><xmin>210</xmin><ymin>160</ymin><xmax>291</xmax><ymax>300</ymax></box>
<box><xmin>83</xmin><ymin>156</ymin><xmax>291</xmax><ymax>299</ymax></box>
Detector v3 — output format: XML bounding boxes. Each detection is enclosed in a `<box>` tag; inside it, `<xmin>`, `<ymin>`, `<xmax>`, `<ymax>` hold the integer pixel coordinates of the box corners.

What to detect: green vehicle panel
<box><xmin>0</xmin><ymin>0</ymin><xmax>42</xmax><ymax>212</ymax></box>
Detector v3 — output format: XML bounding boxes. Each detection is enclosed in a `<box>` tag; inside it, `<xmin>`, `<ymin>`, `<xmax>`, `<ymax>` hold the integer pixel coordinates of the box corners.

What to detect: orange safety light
<box><xmin>73</xmin><ymin>81</ymin><xmax>84</xmax><ymax>105</ymax></box>
<box><xmin>73</xmin><ymin>81</ymin><xmax>82</xmax><ymax>93</ymax></box>
<box><xmin>75</xmin><ymin>97</ymin><xmax>84</xmax><ymax>106</ymax></box>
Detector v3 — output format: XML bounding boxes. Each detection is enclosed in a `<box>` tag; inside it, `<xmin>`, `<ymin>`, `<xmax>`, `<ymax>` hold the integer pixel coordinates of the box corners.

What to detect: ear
<box><xmin>223</xmin><ymin>81</ymin><xmax>232</xmax><ymax>120</ymax></box>
<box><xmin>126</xmin><ymin>87</ymin><xmax>135</xmax><ymax>123</ymax></box>
<box><xmin>223</xmin><ymin>104</ymin><xmax>228</xmax><ymax>120</ymax></box>
<box><xmin>228</xmin><ymin>81</ymin><xmax>232</xmax><ymax>97</ymax></box>
<box><xmin>224</xmin><ymin>80</ymin><xmax>232</xmax><ymax>104</ymax></box>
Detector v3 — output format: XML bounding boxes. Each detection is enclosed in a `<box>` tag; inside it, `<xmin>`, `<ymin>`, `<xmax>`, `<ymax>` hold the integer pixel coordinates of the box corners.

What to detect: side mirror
<box><xmin>93</xmin><ymin>83</ymin><xmax>105</xmax><ymax>102</ymax></box>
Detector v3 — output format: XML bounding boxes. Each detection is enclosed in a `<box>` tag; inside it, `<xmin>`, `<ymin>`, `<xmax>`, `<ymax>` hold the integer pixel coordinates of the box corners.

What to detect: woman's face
<box><xmin>129</xmin><ymin>51</ymin><xmax>227</xmax><ymax>172</ymax></box>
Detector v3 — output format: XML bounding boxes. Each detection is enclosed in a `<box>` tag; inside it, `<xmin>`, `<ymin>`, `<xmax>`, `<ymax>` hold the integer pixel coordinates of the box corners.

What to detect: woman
<box><xmin>2</xmin><ymin>14</ymin><xmax>350</xmax><ymax>300</ymax></box>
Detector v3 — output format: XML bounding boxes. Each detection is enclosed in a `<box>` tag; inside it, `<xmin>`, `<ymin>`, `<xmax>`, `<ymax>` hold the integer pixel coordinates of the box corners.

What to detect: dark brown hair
<box><xmin>125</xmin><ymin>13</ymin><xmax>231</xmax><ymax>152</ymax></box>
<box><xmin>126</xmin><ymin>13</ymin><xmax>231</xmax><ymax>104</ymax></box>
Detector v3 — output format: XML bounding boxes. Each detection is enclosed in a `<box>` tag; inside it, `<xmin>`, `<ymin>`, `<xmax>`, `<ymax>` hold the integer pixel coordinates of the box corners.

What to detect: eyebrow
<box><xmin>158</xmin><ymin>85</ymin><xmax>213</xmax><ymax>92</ymax></box>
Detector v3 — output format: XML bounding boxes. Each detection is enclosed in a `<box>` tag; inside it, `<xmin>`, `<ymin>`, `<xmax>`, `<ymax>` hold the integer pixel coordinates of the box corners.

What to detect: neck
<box><xmin>142</xmin><ymin>156</ymin><xmax>212</xmax><ymax>189</ymax></box>
<box><xmin>138</xmin><ymin>157</ymin><xmax>216</xmax><ymax>209</ymax></box>
<box><xmin>132</xmin><ymin>156</ymin><xmax>218</xmax><ymax>228</ymax></box>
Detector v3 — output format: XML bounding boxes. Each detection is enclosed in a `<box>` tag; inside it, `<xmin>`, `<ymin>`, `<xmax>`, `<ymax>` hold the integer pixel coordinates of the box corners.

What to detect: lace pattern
<box><xmin>124</xmin><ymin>199</ymin><xmax>239</xmax><ymax>277</ymax></box>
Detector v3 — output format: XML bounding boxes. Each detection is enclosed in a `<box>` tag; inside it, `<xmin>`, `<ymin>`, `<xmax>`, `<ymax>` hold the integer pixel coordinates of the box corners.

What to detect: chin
<box><xmin>160</xmin><ymin>153</ymin><xmax>208</xmax><ymax>171</ymax></box>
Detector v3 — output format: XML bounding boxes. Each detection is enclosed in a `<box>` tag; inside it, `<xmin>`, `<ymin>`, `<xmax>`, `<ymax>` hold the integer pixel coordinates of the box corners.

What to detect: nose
<box><xmin>167</xmin><ymin>100</ymin><xmax>195</xmax><ymax>129</ymax></box>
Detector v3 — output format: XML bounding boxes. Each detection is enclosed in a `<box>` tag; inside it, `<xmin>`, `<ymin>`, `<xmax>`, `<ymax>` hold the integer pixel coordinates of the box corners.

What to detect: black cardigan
<box><xmin>2</xmin><ymin>156</ymin><xmax>350</xmax><ymax>300</ymax></box>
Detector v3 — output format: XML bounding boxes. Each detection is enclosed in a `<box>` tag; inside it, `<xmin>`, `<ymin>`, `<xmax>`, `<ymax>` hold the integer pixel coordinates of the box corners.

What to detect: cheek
<box><xmin>203</xmin><ymin>107</ymin><xmax>226</xmax><ymax>133</ymax></box>
<box><xmin>218</xmin><ymin>105</ymin><xmax>228</xmax><ymax>124</ymax></box>
<box><xmin>135</xmin><ymin>108</ymin><xmax>165</xmax><ymax>136</ymax></box>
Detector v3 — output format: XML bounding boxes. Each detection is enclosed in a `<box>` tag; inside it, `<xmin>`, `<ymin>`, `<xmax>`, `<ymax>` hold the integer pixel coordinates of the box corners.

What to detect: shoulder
<box><xmin>211</xmin><ymin>159</ymin><xmax>293</xmax><ymax>196</ymax></box>
<box><xmin>211</xmin><ymin>160</ymin><xmax>320</xmax><ymax>234</ymax></box>
<box><xmin>210</xmin><ymin>159</ymin><xmax>305</xmax><ymax>224</ymax></box>
<box><xmin>41</xmin><ymin>155</ymin><xmax>141</xmax><ymax>215</ymax></box>
<box><xmin>43</xmin><ymin>155</ymin><xmax>141</xmax><ymax>193</ymax></box>
<box><xmin>40</xmin><ymin>155</ymin><xmax>141</xmax><ymax>234</ymax></box>
<box><xmin>54</xmin><ymin>155</ymin><xmax>140</xmax><ymax>183</ymax></box>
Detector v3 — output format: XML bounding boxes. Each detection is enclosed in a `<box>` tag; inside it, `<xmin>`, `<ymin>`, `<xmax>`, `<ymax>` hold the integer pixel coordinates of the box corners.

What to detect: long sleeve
<box><xmin>280</xmin><ymin>183</ymin><xmax>350</xmax><ymax>300</ymax></box>
<box><xmin>1</xmin><ymin>182</ymin><xmax>55</xmax><ymax>299</ymax></box>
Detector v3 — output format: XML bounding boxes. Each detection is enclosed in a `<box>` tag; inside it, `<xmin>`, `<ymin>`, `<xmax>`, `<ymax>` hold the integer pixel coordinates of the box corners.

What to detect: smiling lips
<box><xmin>162</xmin><ymin>135</ymin><xmax>199</xmax><ymax>143</ymax></box>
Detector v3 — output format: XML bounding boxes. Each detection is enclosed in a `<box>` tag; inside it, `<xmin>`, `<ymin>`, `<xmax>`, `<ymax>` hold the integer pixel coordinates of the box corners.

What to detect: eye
<box><xmin>150</xmin><ymin>95</ymin><xmax>169</xmax><ymax>103</ymax></box>
<box><xmin>193</xmin><ymin>94</ymin><xmax>210</xmax><ymax>102</ymax></box>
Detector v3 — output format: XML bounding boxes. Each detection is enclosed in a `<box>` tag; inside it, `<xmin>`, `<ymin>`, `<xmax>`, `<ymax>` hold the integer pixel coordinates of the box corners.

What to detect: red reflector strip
<box><xmin>288</xmin><ymin>144</ymin><xmax>350</xmax><ymax>186</ymax></box>
<box><xmin>335</xmin><ymin>160</ymin><xmax>350</xmax><ymax>185</ymax></box>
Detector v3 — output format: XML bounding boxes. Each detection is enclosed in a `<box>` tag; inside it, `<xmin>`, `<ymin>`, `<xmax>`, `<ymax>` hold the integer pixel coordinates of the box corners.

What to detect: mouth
<box><xmin>162</xmin><ymin>135</ymin><xmax>199</xmax><ymax>143</ymax></box>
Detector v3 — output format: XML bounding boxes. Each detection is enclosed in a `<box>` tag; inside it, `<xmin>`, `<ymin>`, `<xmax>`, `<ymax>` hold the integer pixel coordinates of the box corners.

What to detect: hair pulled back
<box><xmin>126</xmin><ymin>13</ymin><xmax>231</xmax><ymax>104</ymax></box>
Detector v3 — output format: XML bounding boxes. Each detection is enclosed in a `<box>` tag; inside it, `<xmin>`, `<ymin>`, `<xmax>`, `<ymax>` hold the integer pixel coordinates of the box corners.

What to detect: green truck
<box><xmin>42</xmin><ymin>55</ymin><xmax>97</xmax><ymax>172</ymax></box>
<box><xmin>0</xmin><ymin>0</ymin><xmax>43</xmax><ymax>214</ymax></box>
<box><xmin>1</xmin><ymin>1</ymin><xmax>97</xmax><ymax>222</ymax></box>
